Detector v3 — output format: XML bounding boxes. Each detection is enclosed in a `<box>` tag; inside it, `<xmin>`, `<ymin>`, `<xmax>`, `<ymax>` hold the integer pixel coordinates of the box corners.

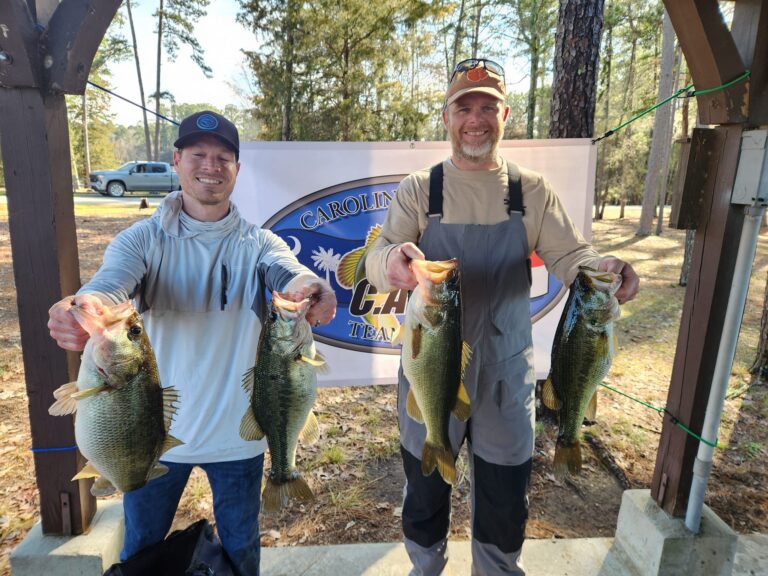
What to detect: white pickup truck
<box><xmin>89</xmin><ymin>161</ymin><xmax>181</xmax><ymax>197</ymax></box>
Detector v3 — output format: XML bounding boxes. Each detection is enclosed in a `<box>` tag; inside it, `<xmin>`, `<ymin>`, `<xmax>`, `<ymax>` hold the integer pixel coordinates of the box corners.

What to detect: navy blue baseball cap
<box><xmin>174</xmin><ymin>110</ymin><xmax>240</xmax><ymax>160</ymax></box>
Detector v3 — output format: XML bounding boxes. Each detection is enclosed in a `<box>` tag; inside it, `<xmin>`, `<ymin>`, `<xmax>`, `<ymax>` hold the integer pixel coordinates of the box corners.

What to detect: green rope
<box><xmin>599</xmin><ymin>382</ymin><xmax>719</xmax><ymax>448</ymax></box>
<box><xmin>591</xmin><ymin>69</ymin><xmax>751</xmax><ymax>144</ymax></box>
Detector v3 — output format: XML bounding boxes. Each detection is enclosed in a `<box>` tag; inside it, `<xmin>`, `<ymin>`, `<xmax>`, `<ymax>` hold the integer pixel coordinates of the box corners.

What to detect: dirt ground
<box><xmin>0</xmin><ymin>202</ymin><xmax>766</xmax><ymax>575</ymax></box>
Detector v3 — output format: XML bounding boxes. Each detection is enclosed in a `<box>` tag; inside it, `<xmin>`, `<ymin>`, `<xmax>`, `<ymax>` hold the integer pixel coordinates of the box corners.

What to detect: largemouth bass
<box><xmin>49</xmin><ymin>301</ymin><xmax>182</xmax><ymax>496</ymax></box>
<box><xmin>240</xmin><ymin>291</ymin><xmax>324</xmax><ymax>513</ymax></box>
<box><xmin>393</xmin><ymin>258</ymin><xmax>471</xmax><ymax>485</ymax></box>
<box><xmin>543</xmin><ymin>267</ymin><xmax>621</xmax><ymax>479</ymax></box>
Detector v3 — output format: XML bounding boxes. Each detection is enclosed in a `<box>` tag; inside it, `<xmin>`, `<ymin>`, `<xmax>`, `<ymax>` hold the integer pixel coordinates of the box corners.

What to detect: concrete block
<box><xmin>10</xmin><ymin>499</ymin><xmax>124</xmax><ymax>576</ymax></box>
<box><xmin>613</xmin><ymin>490</ymin><xmax>737</xmax><ymax>576</ymax></box>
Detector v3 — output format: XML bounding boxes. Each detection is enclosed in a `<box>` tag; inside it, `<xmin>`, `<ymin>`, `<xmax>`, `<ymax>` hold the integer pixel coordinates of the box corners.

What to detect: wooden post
<box><xmin>651</xmin><ymin>125</ymin><xmax>745</xmax><ymax>514</ymax></box>
<box><xmin>652</xmin><ymin>0</ymin><xmax>768</xmax><ymax>516</ymax></box>
<box><xmin>0</xmin><ymin>0</ymin><xmax>122</xmax><ymax>535</ymax></box>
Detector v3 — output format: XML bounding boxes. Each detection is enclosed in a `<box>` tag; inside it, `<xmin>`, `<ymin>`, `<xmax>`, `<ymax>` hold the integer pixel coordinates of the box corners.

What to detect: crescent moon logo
<box><xmin>287</xmin><ymin>235</ymin><xmax>301</xmax><ymax>255</ymax></box>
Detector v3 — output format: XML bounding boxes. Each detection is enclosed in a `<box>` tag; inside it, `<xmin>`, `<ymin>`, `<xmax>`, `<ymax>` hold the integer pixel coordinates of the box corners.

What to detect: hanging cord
<box><xmin>591</xmin><ymin>69</ymin><xmax>751</xmax><ymax>144</ymax></box>
<box><xmin>599</xmin><ymin>382</ymin><xmax>719</xmax><ymax>448</ymax></box>
<box><xmin>86</xmin><ymin>80</ymin><xmax>180</xmax><ymax>126</ymax></box>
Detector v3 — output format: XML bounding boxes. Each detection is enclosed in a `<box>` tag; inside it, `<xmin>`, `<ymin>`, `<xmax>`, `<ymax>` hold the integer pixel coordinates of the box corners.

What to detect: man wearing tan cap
<box><xmin>366</xmin><ymin>58</ymin><xmax>639</xmax><ymax>575</ymax></box>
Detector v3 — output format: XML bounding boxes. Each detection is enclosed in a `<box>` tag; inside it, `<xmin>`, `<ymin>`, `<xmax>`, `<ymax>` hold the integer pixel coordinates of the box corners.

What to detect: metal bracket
<box><xmin>60</xmin><ymin>492</ymin><xmax>71</xmax><ymax>536</ymax></box>
<box><xmin>732</xmin><ymin>130</ymin><xmax>768</xmax><ymax>206</ymax></box>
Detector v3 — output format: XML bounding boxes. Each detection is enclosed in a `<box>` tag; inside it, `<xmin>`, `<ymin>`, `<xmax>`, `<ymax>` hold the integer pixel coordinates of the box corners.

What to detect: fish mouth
<box><xmin>272</xmin><ymin>291</ymin><xmax>311</xmax><ymax>319</ymax></box>
<box><xmin>70</xmin><ymin>300</ymin><xmax>135</xmax><ymax>333</ymax></box>
<box><xmin>579</xmin><ymin>267</ymin><xmax>622</xmax><ymax>294</ymax></box>
<box><xmin>411</xmin><ymin>258</ymin><xmax>458</xmax><ymax>285</ymax></box>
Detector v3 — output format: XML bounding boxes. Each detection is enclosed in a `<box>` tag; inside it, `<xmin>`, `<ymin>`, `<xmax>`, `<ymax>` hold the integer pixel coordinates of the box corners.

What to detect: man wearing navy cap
<box><xmin>48</xmin><ymin>110</ymin><xmax>337</xmax><ymax>575</ymax></box>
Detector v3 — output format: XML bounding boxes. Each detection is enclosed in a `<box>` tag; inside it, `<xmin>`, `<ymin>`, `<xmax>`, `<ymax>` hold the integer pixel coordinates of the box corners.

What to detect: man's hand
<box><xmin>47</xmin><ymin>293</ymin><xmax>105</xmax><ymax>351</ymax></box>
<box><xmin>599</xmin><ymin>257</ymin><xmax>639</xmax><ymax>305</ymax></box>
<box><xmin>385</xmin><ymin>243</ymin><xmax>425</xmax><ymax>291</ymax></box>
<box><xmin>293</xmin><ymin>279</ymin><xmax>337</xmax><ymax>327</ymax></box>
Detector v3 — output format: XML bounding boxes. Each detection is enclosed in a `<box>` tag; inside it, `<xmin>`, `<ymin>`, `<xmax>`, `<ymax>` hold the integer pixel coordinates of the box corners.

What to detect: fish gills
<box><xmin>241</xmin><ymin>291</ymin><xmax>324</xmax><ymax>513</ymax></box>
<box><xmin>543</xmin><ymin>267</ymin><xmax>621</xmax><ymax>479</ymax></box>
<box><xmin>397</xmin><ymin>258</ymin><xmax>471</xmax><ymax>486</ymax></box>
<box><xmin>48</xmin><ymin>301</ymin><xmax>182</xmax><ymax>496</ymax></box>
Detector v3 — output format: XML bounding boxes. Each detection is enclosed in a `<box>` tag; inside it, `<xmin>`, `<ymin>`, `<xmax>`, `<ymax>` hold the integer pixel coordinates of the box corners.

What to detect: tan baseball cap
<box><xmin>445</xmin><ymin>63</ymin><xmax>506</xmax><ymax>107</ymax></box>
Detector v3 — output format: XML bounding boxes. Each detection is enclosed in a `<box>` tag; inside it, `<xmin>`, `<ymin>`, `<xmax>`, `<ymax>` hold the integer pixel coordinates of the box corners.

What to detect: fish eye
<box><xmin>129</xmin><ymin>325</ymin><xmax>142</xmax><ymax>336</ymax></box>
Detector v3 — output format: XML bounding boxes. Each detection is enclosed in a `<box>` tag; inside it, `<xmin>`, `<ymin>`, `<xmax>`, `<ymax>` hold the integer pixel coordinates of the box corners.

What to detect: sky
<box><xmin>106</xmin><ymin>1</ymin><xmax>260</xmax><ymax>126</ymax></box>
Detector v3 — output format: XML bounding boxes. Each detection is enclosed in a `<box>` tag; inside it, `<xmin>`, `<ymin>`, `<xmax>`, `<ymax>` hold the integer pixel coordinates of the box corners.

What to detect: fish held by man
<box><xmin>542</xmin><ymin>266</ymin><xmax>621</xmax><ymax>479</ymax></box>
<box><xmin>393</xmin><ymin>258</ymin><xmax>471</xmax><ymax>485</ymax></box>
<box><xmin>240</xmin><ymin>291</ymin><xmax>325</xmax><ymax>513</ymax></box>
<box><xmin>48</xmin><ymin>301</ymin><xmax>182</xmax><ymax>497</ymax></box>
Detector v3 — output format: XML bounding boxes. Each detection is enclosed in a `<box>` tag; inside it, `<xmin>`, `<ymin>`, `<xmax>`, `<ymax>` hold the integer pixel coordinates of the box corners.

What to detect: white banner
<box><xmin>232</xmin><ymin>140</ymin><xmax>596</xmax><ymax>385</ymax></box>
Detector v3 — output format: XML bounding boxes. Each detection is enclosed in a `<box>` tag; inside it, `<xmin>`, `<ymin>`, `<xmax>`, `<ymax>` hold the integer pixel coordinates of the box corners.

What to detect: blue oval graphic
<box><xmin>263</xmin><ymin>176</ymin><xmax>565</xmax><ymax>353</ymax></box>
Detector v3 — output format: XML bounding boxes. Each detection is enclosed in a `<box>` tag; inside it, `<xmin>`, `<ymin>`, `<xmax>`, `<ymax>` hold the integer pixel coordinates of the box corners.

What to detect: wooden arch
<box><xmin>0</xmin><ymin>0</ymin><xmax>122</xmax><ymax>535</ymax></box>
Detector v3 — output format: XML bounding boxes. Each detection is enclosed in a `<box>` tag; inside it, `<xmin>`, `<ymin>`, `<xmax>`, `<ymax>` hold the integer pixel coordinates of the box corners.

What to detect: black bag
<box><xmin>104</xmin><ymin>519</ymin><xmax>236</xmax><ymax>576</ymax></box>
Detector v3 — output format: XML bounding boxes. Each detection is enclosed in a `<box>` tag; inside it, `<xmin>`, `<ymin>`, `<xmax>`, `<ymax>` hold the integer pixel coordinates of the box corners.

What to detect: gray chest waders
<box><xmin>399</xmin><ymin>162</ymin><xmax>535</xmax><ymax>576</ymax></box>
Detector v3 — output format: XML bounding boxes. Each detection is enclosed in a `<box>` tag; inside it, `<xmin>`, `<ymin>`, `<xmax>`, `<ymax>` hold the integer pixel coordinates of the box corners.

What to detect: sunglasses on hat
<box><xmin>450</xmin><ymin>58</ymin><xmax>505</xmax><ymax>82</ymax></box>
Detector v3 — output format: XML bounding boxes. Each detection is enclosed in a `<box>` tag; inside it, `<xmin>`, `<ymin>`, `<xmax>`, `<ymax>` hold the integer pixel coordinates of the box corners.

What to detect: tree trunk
<box><xmin>638</xmin><ymin>8</ymin><xmax>675</xmax><ymax>236</ymax></box>
<box><xmin>82</xmin><ymin>92</ymin><xmax>91</xmax><ymax>178</ymax></box>
<box><xmin>126</xmin><ymin>0</ymin><xmax>152</xmax><ymax>160</ymax></box>
<box><xmin>153</xmin><ymin>0</ymin><xmax>164</xmax><ymax>161</ymax></box>
<box><xmin>281</xmin><ymin>1</ymin><xmax>296</xmax><ymax>141</ymax></box>
<box><xmin>526</xmin><ymin>46</ymin><xmax>539</xmax><ymax>139</ymax></box>
<box><xmin>595</xmin><ymin>15</ymin><xmax>613</xmax><ymax>218</ymax></box>
<box><xmin>470</xmin><ymin>1</ymin><xmax>483</xmax><ymax>58</ymax></box>
<box><xmin>750</xmin><ymin>270</ymin><xmax>768</xmax><ymax>385</ymax></box>
<box><xmin>548</xmin><ymin>0</ymin><xmax>605</xmax><ymax>138</ymax></box>
<box><xmin>655</xmin><ymin>43</ymin><xmax>683</xmax><ymax>236</ymax></box>
<box><xmin>451</xmin><ymin>0</ymin><xmax>467</xmax><ymax>76</ymax></box>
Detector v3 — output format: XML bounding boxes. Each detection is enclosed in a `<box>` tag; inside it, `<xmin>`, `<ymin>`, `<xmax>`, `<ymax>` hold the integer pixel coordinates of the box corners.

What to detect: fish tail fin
<box><xmin>553</xmin><ymin>439</ymin><xmax>582</xmax><ymax>480</ymax></box>
<box><xmin>422</xmin><ymin>442</ymin><xmax>456</xmax><ymax>486</ymax></box>
<box><xmin>285</xmin><ymin>475</ymin><xmax>314</xmax><ymax>502</ymax></box>
<box><xmin>261</xmin><ymin>475</ymin><xmax>314</xmax><ymax>514</ymax></box>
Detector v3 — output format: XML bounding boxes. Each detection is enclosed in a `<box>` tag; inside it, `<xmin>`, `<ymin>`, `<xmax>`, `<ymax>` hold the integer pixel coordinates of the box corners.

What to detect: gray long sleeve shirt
<box><xmin>79</xmin><ymin>191</ymin><xmax>316</xmax><ymax>463</ymax></box>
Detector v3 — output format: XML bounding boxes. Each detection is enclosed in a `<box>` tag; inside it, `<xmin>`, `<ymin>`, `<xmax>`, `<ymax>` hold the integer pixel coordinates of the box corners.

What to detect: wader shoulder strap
<box><xmin>428</xmin><ymin>163</ymin><xmax>444</xmax><ymax>217</ymax></box>
<box><xmin>428</xmin><ymin>160</ymin><xmax>525</xmax><ymax>217</ymax></box>
<box><xmin>505</xmin><ymin>162</ymin><xmax>525</xmax><ymax>216</ymax></box>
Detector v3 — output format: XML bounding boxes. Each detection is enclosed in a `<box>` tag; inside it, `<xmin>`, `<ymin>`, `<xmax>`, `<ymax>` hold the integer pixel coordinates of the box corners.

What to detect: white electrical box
<box><xmin>732</xmin><ymin>130</ymin><xmax>768</xmax><ymax>206</ymax></box>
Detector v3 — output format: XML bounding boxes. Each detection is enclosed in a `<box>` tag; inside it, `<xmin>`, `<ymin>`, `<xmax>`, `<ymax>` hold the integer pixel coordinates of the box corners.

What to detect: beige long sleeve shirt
<box><xmin>365</xmin><ymin>157</ymin><xmax>602</xmax><ymax>293</ymax></box>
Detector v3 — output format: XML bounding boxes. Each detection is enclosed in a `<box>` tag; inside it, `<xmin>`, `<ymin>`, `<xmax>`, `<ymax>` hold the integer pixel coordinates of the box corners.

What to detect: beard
<box><xmin>458</xmin><ymin>139</ymin><xmax>496</xmax><ymax>162</ymax></box>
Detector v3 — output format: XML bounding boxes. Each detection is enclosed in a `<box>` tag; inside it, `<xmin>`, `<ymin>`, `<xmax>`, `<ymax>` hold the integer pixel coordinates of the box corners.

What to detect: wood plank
<box><xmin>668</xmin><ymin>137</ymin><xmax>696</xmax><ymax>230</ymax></box>
<box><xmin>0</xmin><ymin>87</ymin><xmax>95</xmax><ymax>534</ymax></box>
<box><xmin>45</xmin><ymin>0</ymin><xmax>122</xmax><ymax>94</ymax></box>
<box><xmin>664</xmin><ymin>0</ymin><xmax>747</xmax><ymax>125</ymax></box>
<box><xmin>651</xmin><ymin>124</ymin><xmax>745</xmax><ymax>515</ymax></box>
<box><xmin>732</xmin><ymin>0</ymin><xmax>768</xmax><ymax>124</ymax></box>
<box><xmin>0</xmin><ymin>0</ymin><xmax>40</xmax><ymax>88</ymax></box>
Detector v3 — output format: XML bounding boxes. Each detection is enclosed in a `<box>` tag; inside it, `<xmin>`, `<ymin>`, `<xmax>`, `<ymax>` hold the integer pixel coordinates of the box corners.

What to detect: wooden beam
<box><xmin>651</xmin><ymin>125</ymin><xmax>745</xmax><ymax>515</ymax></box>
<box><xmin>664</xmin><ymin>0</ymin><xmax>748</xmax><ymax>125</ymax></box>
<box><xmin>732</xmin><ymin>0</ymin><xmax>768</xmax><ymax>124</ymax></box>
<box><xmin>0</xmin><ymin>87</ymin><xmax>95</xmax><ymax>534</ymax></box>
<box><xmin>0</xmin><ymin>0</ymin><xmax>41</xmax><ymax>88</ymax></box>
<box><xmin>44</xmin><ymin>0</ymin><xmax>122</xmax><ymax>94</ymax></box>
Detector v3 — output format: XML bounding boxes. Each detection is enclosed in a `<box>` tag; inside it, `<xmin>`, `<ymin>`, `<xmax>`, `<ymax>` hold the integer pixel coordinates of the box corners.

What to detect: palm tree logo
<box><xmin>311</xmin><ymin>246</ymin><xmax>341</xmax><ymax>283</ymax></box>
